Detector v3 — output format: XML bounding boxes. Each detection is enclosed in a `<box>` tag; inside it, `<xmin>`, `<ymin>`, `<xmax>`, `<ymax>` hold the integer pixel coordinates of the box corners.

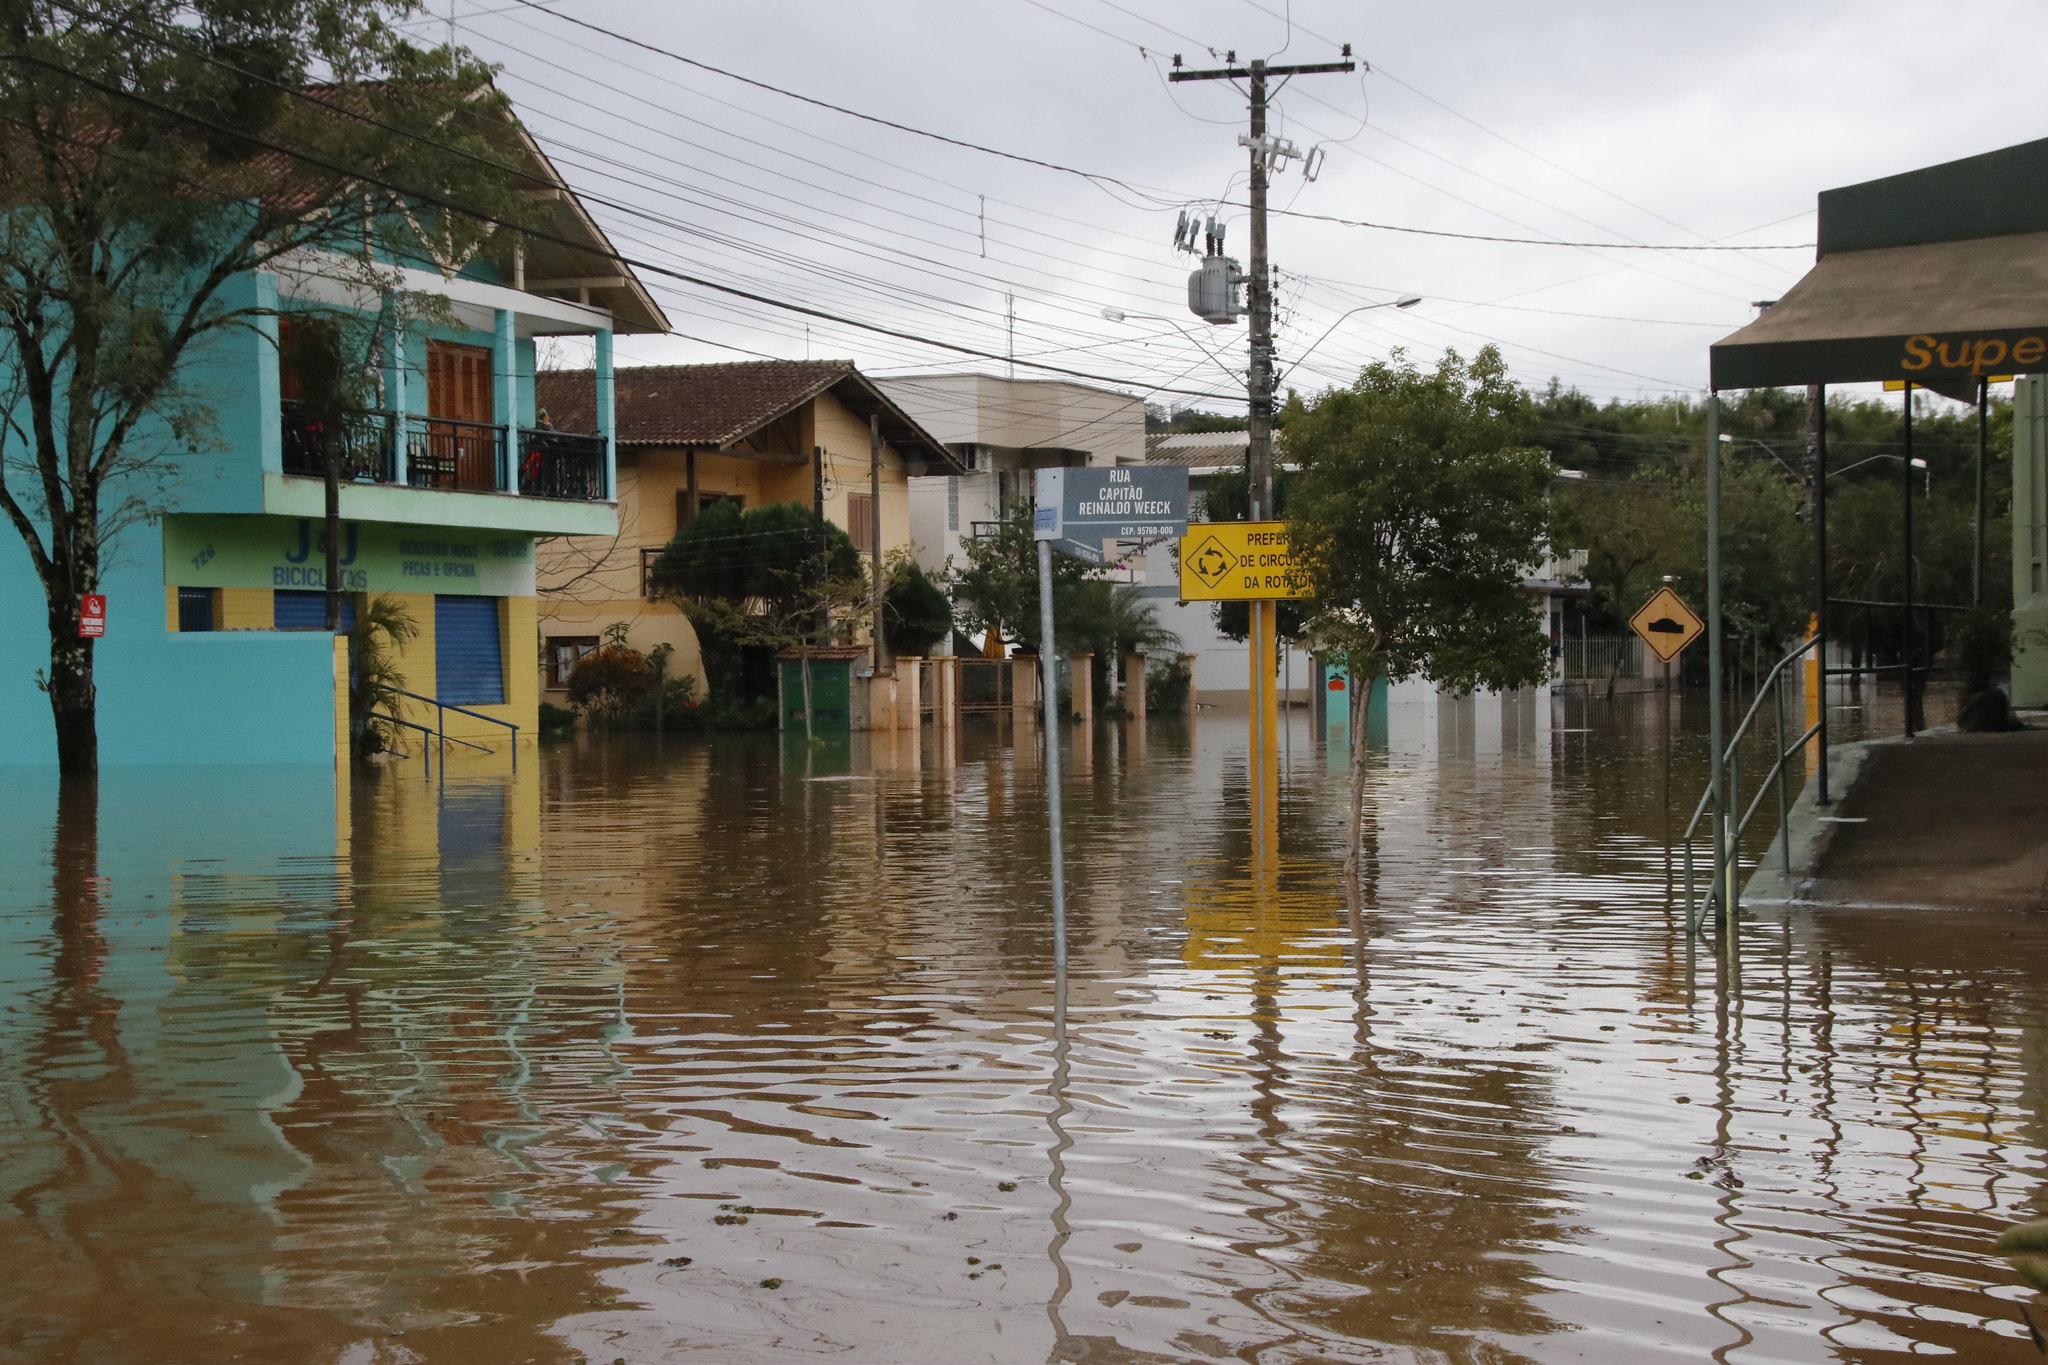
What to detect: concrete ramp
<box><xmin>1801</xmin><ymin>729</ymin><xmax>2048</xmax><ymax>910</ymax></box>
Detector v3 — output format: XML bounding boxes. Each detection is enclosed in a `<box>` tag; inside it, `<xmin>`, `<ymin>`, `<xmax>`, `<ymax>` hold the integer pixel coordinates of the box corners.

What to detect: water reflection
<box><xmin>0</xmin><ymin>691</ymin><xmax>2044</xmax><ymax>1362</ymax></box>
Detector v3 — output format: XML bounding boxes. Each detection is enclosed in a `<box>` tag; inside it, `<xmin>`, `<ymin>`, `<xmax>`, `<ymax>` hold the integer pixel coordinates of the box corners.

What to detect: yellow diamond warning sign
<box><xmin>1176</xmin><ymin>521</ymin><xmax>1310</xmax><ymax>601</ymax></box>
<box><xmin>1629</xmin><ymin>585</ymin><xmax>1705</xmax><ymax>663</ymax></box>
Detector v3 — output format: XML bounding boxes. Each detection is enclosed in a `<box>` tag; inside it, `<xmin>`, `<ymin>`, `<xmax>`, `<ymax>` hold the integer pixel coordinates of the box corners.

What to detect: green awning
<box><xmin>1710</xmin><ymin>136</ymin><xmax>2048</xmax><ymax>392</ymax></box>
<box><xmin>1710</xmin><ymin>230</ymin><xmax>2048</xmax><ymax>390</ymax></box>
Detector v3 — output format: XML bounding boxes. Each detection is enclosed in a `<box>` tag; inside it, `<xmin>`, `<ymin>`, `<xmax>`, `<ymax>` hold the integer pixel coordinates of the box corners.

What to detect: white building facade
<box><xmin>878</xmin><ymin>373</ymin><xmax>1144</xmax><ymax>581</ymax></box>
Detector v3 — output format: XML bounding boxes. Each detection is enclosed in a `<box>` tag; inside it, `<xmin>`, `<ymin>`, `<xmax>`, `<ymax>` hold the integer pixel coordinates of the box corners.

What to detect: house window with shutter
<box><xmin>847</xmin><ymin>491</ymin><xmax>875</xmax><ymax>553</ymax></box>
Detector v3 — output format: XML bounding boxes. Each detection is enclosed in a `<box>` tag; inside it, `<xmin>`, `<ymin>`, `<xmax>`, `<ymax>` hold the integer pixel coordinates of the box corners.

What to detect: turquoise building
<box><xmin>0</xmin><ymin>118</ymin><xmax>664</xmax><ymax>767</ymax></box>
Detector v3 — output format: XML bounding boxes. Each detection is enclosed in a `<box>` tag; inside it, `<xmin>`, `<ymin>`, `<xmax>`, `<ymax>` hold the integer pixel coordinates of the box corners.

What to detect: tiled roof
<box><xmin>1145</xmin><ymin>430</ymin><xmax>1251</xmax><ymax>468</ymax></box>
<box><xmin>537</xmin><ymin>361</ymin><xmax>853</xmax><ymax>447</ymax></box>
<box><xmin>536</xmin><ymin>360</ymin><xmax>960</xmax><ymax>469</ymax></box>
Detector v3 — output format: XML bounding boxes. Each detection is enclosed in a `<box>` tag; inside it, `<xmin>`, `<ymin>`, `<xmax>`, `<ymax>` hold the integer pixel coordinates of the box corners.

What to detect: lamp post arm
<box><xmin>1280</xmin><ymin>295</ymin><xmax>1421</xmax><ymax>383</ymax></box>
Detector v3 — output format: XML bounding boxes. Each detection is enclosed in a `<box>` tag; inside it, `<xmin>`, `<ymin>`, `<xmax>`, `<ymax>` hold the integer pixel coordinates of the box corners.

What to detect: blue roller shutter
<box><xmin>274</xmin><ymin>590</ymin><xmax>355</xmax><ymax>632</ymax></box>
<box><xmin>434</xmin><ymin>595</ymin><xmax>505</xmax><ymax>705</ymax></box>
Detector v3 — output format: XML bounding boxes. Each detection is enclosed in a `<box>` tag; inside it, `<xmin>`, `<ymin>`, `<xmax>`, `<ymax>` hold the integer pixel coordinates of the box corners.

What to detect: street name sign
<box><xmin>1177</xmin><ymin>521</ymin><xmax>1310</xmax><ymax>601</ymax></box>
<box><xmin>1033</xmin><ymin>465</ymin><xmax>1189</xmax><ymax>542</ymax></box>
<box><xmin>1050</xmin><ymin>536</ymin><xmax>1106</xmax><ymax>565</ymax></box>
<box><xmin>1629</xmin><ymin>585</ymin><xmax>1704</xmax><ymax>663</ymax></box>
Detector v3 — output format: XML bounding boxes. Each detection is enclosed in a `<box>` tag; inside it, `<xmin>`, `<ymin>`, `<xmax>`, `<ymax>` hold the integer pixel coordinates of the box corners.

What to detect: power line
<box><xmin>3</xmin><ymin>49</ymin><xmax>1243</xmax><ymax>403</ymax></box>
<box><xmin>498</xmin><ymin>0</ymin><xmax>1814</xmax><ymax>253</ymax></box>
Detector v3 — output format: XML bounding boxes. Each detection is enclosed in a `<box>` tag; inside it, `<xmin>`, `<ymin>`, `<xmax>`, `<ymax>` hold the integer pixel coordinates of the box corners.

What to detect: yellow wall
<box><xmin>534</xmin><ymin>387</ymin><xmax>918</xmax><ymax>701</ymax></box>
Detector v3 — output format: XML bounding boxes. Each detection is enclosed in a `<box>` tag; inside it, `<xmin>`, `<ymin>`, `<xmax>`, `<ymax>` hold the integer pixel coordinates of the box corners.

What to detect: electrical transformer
<box><xmin>1187</xmin><ymin>255</ymin><xmax>1244</xmax><ymax>325</ymax></box>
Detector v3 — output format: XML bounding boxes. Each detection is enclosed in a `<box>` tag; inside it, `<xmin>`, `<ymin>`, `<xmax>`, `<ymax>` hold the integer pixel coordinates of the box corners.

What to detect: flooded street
<box><xmin>4</xmin><ymin>693</ymin><xmax>2045</xmax><ymax>1363</ymax></box>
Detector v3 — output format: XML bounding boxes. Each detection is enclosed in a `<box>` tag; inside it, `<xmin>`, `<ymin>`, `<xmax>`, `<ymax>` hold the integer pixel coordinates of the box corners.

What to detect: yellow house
<box><xmin>532</xmin><ymin>360</ymin><xmax>959</xmax><ymax>699</ymax></box>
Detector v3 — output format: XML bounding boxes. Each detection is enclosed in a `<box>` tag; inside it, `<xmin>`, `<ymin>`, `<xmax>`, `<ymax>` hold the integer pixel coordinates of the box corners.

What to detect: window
<box><xmin>176</xmin><ymin>587</ymin><xmax>216</xmax><ymax>633</ymax></box>
<box><xmin>947</xmin><ymin>477</ymin><xmax>959</xmax><ymax>532</ymax></box>
<box><xmin>676</xmin><ymin>489</ymin><xmax>743</xmax><ymax>528</ymax></box>
<box><xmin>847</xmin><ymin>490</ymin><xmax>875</xmax><ymax>553</ymax></box>
<box><xmin>547</xmin><ymin>635</ymin><xmax>600</xmax><ymax>688</ymax></box>
<box><xmin>434</xmin><ymin>595</ymin><xmax>506</xmax><ymax>706</ymax></box>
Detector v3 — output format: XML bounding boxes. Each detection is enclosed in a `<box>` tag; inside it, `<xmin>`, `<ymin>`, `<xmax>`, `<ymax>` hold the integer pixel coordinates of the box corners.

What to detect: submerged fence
<box><xmin>1559</xmin><ymin>634</ymin><xmax>1645</xmax><ymax>682</ymax></box>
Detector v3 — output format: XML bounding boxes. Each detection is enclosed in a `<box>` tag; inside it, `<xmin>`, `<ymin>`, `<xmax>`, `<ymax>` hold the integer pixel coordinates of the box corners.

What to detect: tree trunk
<box><xmin>1344</xmin><ymin>660</ymin><xmax>1375</xmax><ymax>891</ymax></box>
<box><xmin>46</xmin><ymin>595</ymin><xmax>98</xmax><ymax>776</ymax></box>
<box><xmin>800</xmin><ymin>653</ymin><xmax>815</xmax><ymax>746</ymax></box>
<box><xmin>653</xmin><ymin>649</ymin><xmax>667</xmax><ymax>735</ymax></box>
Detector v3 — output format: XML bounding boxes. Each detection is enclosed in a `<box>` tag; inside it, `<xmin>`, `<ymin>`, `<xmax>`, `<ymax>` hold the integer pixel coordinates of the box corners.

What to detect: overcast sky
<box><xmin>435</xmin><ymin>0</ymin><xmax>2048</xmax><ymax>411</ymax></box>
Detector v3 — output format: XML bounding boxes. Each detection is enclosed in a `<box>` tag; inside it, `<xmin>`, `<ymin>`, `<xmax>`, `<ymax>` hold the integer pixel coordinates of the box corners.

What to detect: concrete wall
<box><xmin>908</xmin><ymin>467</ymin><xmax>1002</xmax><ymax>579</ymax></box>
<box><xmin>878</xmin><ymin>373</ymin><xmax>1143</xmax><ymax>462</ymax></box>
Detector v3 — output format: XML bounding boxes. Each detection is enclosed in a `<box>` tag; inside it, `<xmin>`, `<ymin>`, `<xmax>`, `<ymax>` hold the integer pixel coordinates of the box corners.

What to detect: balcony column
<box><xmin>595</xmin><ymin>328</ymin><xmax>617</xmax><ymax>500</ymax></box>
<box><xmin>257</xmin><ymin>272</ymin><xmax>282</xmax><ymax>474</ymax></box>
<box><xmin>383</xmin><ymin>292</ymin><xmax>407</xmax><ymax>485</ymax></box>
<box><xmin>494</xmin><ymin>307</ymin><xmax>517</xmax><ymax>492</ymax></box>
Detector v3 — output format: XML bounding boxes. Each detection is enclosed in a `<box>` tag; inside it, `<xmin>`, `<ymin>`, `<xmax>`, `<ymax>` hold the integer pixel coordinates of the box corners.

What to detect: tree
<box><xmin>0</xmin><ymin>1</ymin><xmax>536</xmax><ymax>773</ymax></box>
<box><xmin>1286</xmin><ymin>348</ymin><xmax>1554</xmax><ymax>884</ymax></box>
<box><xmin>948</xmin><ymin>502</ymin><xmax>1090</xmax><ymax>655</ymax></box>
<box><xmin>1059</xmin><ymin>579</ymin><xmax>1180</xmax><ymax>711</ymax></box>
<box><xmin>344</xmin><ymin>592</ymin><xmax>418</xmax><ymax>759</ymax></box>
<box><xmin>647</xmin><ymin>499</ymin><xmax>867</xmax><ymax>740</ymax></box>
<box><xmin>882</xmin><ymin>557</ymin><xmax>952</xmax><ymax>659</ymax></box>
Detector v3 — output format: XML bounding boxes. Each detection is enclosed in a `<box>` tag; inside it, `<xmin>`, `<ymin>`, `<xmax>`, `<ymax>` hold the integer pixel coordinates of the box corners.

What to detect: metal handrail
<box><xmin>1681</xmin><ymin>635</ymin><xmax>1821</xmax><ymax>934</ymax></box>
<box><xmin>370</xmin><ymin>710</ymin><xmax>490</xmax><ymax>753</ymax></box>
<box><xmin>389</xmin><ymin>687</ymin><xmax>520</xmax><ymax>769</ymax></box>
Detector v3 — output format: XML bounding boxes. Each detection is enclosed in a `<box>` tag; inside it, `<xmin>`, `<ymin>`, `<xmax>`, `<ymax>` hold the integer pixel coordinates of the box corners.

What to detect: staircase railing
<box><xmin>1681</xmin><ymin>635</ymin><xmax>1821</xmax><ymax>935</ymax></box>
<box><xmin>388</xmin><ymin>687</ymin><xmax>520</xmax><ymax>770</ymax></box>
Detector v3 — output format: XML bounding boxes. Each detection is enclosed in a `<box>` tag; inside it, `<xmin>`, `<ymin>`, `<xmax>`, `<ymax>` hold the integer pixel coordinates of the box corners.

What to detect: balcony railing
<box><xmin>404</xmin><ymin>415</ymin><xmax>506</xmax><ymax>493</ymax></box>
<box><xmin>517</xmin><ymin>428</ymin><xmax>608</xmax><ymax>501</ymax></box>
<box><xmin>281</xmin><ymin>408</ymin><xmax>609</xmax><ymax>501</ymax></box>
<box><xmin>280</xmin><ymin>401</ymin><xmax>396</xmax><ymax>483</ymax></box>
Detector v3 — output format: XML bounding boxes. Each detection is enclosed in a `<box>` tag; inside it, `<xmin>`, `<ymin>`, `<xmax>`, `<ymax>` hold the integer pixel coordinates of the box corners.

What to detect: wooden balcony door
<box><xmin>426</xmin><ymin>341</ymin><xmax>496</xmax><ymax>491</ymax></box>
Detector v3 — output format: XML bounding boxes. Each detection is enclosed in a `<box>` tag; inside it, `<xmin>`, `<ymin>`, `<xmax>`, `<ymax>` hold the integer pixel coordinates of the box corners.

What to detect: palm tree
<box><xmin>346</xmin><ymin>594</ymin><xmax>420</xmax><ymax>759</ymax></box>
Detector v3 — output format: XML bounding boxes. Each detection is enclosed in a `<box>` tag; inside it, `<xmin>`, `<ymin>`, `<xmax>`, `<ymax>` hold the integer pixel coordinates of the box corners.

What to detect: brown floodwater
<box><xmin>2</xmin><ymin>688</ymin><xmax>2044</xmax><ymax>1363</ymax></box>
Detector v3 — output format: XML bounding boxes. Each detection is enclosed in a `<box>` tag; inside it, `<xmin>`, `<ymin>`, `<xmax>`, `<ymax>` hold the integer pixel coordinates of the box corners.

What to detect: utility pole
<box><xmin>870</xmin><ymin>412</ymin><xmax>884</xmax><ymax>675</ymax></box>
<box><xmin>1170</xmin><ymin>48</ymin><xmax>1353</xmax><ymax>522</ymax></box>
<box><xmin>1172</xmin><ymin>47</ymin><xmax>1354</xmax><ymax>830</ymax></box>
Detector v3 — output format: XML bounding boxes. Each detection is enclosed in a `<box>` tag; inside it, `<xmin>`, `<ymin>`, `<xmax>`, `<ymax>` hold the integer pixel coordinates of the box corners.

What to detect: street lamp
<box><xmin>1716</xmin><ymin>432</ymin><xmax>1806</xmax><ymax>484</ymax></box>
<box><xmin>1282</xmin><ymin>295</ymin><xmax>1423</xmax><ymax>381</ymax></box>
<box><xmin>1098</xmin><ymin>306</ymin><xmax>1242</xmax><ymax>388</ymax></box>
<box><xmin>1835</xmin><ymin>450</ymin><xmax>1925</xmax><ymax>482</ymax></box>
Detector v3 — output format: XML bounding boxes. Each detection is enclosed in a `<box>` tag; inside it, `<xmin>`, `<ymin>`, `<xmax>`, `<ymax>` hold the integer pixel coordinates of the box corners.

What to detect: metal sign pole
<box><xmin>1038</xmin><ymin>537</ymin><xmax>1068</xmax><ymax>978</ymax></box>
<box><xmin>1033</xmin><ymin>466</ymin><xmax>1187</xmax><ymax>979</ymax></box>
<box><xmin>1706</xmin><ymin>393</ymin><xmax>1732</xmax><ymax>948</ymax></box>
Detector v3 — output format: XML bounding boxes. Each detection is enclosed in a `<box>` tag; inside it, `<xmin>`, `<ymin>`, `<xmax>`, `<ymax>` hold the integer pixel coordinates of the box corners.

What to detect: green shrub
<box><xmin>622</xmin><ymin>674</ymin><xmax>704</xmax><ymax>731</ymax></box>
<box><xmin>566</xmin><ymin>645</ymin><xmax>654</xmax><ymax>729</ymax></box>
<box><xmin>538</xmin><ymin>702</ymin><xmax>578</xmax><ymax>738</ymax></box>
<box><xmin>1146</xmin><ymin>656</ymin><xmax>1191</xmax><ymax>714</ymax></box>
<box><xmin>1950</xmin><ymin>605</ymin><xmax>2014</xmax><ymax>694</ymax></box>
<box><xmin>884</xmin><ymin>561</ymin><xmax>953</xmax><ymax>658</ymax></box>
